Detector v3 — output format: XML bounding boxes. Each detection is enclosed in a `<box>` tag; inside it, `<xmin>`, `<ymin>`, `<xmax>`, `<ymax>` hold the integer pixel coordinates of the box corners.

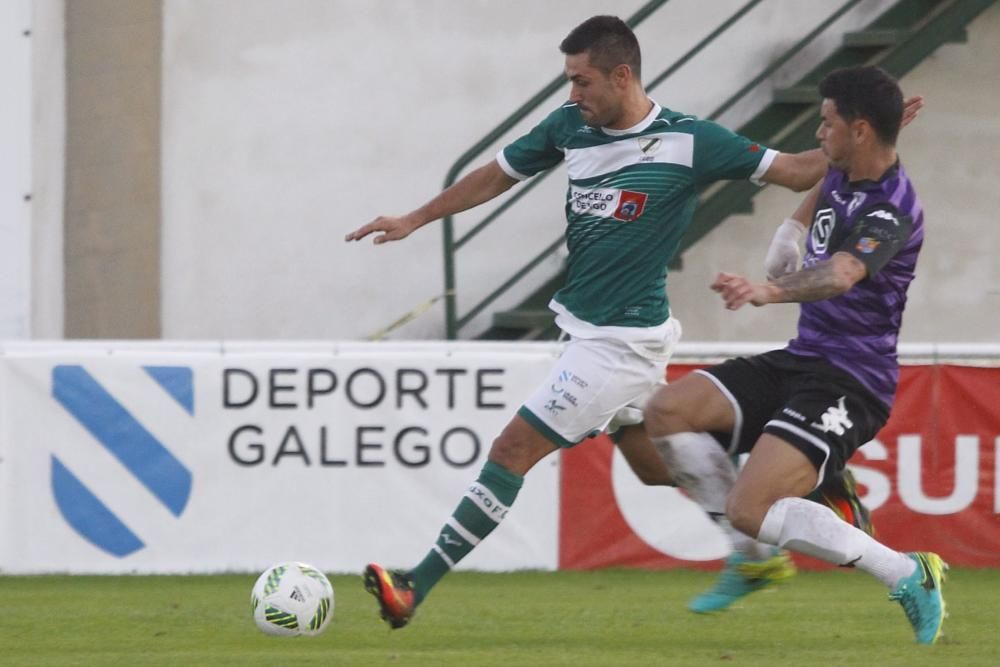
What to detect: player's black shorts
<box><xmin>699</xmin><ymin>349</ymin><xmax>890</xmax><ymax>484</ymax></box>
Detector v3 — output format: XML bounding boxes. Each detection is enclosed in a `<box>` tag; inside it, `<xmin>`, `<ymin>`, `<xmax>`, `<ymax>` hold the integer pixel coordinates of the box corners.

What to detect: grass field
<box><xmin>3</xmin><ymin>568</ymin><xmax>997</xmax><ymax>666</ymax></box>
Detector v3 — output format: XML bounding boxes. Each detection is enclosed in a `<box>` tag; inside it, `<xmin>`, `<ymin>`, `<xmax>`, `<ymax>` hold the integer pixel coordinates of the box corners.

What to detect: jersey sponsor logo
<box><xmin>569</xmin><ymin>186</ymin><xmax>648</xmax><ymax>222</ymax></box>
<box><xmin>614</xmin><ymin>190</ymin><xmax>648</xmax><ymax>222</ymax></box>
<box><xmin>810</xmin><ymin>396</ymin><xmax>854</xmax><ymax>436</ymax></box>
<box><xmin>810</xmin><ymin>207</ymin><xmax>835</xmax><ymax>255</ymax></box>
<box><xmin>856</xmin><ymin>237</ymin><xmax>880</xmax><ymax>254</ymax></box>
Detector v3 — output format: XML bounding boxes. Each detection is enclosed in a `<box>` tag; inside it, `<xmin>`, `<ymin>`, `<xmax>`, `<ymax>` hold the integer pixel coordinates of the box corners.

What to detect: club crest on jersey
<box><xmin>638</xmin><ymin>137</ymin><xmax>661</xmax><ymax>155</ymax></box>
<box><xmin>614</xmin><ymin>190</ymin><xmax>648</xmax><ymax>222</ymax></box>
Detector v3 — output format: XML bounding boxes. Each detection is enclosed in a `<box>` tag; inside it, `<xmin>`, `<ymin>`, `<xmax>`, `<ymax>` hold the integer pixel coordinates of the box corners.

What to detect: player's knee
<box><xmin>642</xmin><ymin>386</ymin><xmax>679</xmax><ymax>437</ymax></box>
<box><xmin>487</xmin><ymin>422</ymin><xmax>556</xmax><ymax>475</ymax></box>
<box><xmin>631</xmin><ymin>462</ymin><xmax>672</xmax><ymax>486</ymax></box>
<box><xmin>487</xmin><ymin>434</ymin><xmax>522</xmax><ymax>470</ymax></box>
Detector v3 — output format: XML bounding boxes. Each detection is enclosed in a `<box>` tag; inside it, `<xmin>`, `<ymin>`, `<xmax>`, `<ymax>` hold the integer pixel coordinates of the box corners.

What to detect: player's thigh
<box><xmin>644</xmin><ymin>370</ymin><xmax>739</xmax><ymax>437</ymax></box>
<box><xmin>760</xmin><ymin>373</ymin><xmax>889</xmax><ymax>488</ymax></box>
<box><xmin>520</xmin><ymin>337</ymin><xmax>665</xmax><ymax>448</ymax></box>
<box><xmin>689</xmin><ymin>352</ymin><xmax>789</xmax><ymax>455</ymax></box>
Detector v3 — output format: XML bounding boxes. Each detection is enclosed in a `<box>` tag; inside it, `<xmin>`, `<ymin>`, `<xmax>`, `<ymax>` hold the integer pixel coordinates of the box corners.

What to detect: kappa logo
<box><xmin>51</xmin><ymin>365</ymin><xmax>194</xmax><ymax>558</ymax></box>
<box><xmin>811</xmin><ymin>396</ymin><xmax>854</xmax><ymax>436</ymax></box>
<box><xmin>867</xmin><ymin>209</ymin><xmax>899</xmax><ymax>225</ymax></box>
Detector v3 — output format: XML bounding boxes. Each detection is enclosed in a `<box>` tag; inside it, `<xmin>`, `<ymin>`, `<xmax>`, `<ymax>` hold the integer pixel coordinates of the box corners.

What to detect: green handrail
<box><xmin>708</xmin><ymin>0</ymin><xmax>863</xmax><ymax>122</ymax></box>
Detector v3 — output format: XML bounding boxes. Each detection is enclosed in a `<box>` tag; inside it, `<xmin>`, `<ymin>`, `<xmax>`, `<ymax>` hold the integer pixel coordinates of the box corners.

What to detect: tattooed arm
<box><xmin>711</xmin><ymin>252</ymin><xmax>867</xmax><ymax>310</ymax></box>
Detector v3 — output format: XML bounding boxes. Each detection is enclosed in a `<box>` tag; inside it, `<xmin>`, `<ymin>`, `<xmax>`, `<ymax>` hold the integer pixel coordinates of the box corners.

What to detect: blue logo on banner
<box><xmin>51</xmin><ymin>365</ymin><xmax>194</xmax><ymax>558</ymax></box>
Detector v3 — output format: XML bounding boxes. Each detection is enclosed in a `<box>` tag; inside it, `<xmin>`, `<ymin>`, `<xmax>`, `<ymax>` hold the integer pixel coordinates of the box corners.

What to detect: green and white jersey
<box><xmin>497</xmin><ymin>102</ymin><xmax>776</xmax><ymax>342</ymax></box>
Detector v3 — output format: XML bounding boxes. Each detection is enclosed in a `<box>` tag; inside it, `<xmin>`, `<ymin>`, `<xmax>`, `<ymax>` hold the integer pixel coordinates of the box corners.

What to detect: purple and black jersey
<box><xmin>786</xmin><ymin>162</ymin><xmax>923</xmax><ymax>408</ymax></box>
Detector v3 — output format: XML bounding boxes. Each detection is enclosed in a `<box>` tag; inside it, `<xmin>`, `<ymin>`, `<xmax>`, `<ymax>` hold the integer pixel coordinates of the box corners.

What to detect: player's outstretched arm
<box><xmin>345</xmin><ymin>160</ymin><xmax>518</xmax><ymax>244</ymax></box>
<box><xmin>758</xmin><ymin>95</ymin><xmax>924</xmax><ymax>193</ymax></box>
<box><xmin>713</xmin><ymin>252</ymin><xmax>866</xmax><ymax>310</ymax></box>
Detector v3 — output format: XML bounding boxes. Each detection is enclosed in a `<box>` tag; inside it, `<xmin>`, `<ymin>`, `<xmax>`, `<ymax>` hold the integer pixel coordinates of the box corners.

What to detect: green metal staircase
<box><xmin>440</xmin><ymin>0</ymin><xmax>996</xmax><ymax>341</ymax></box>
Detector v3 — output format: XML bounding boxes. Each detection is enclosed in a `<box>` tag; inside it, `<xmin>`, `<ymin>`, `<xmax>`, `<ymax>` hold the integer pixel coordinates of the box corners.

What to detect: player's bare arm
<box><xmin>712</xmin><ymin>251</ymin><xmax>867</xmax><ymax>309</ymax></box>
<box><xmin>761</xmin><ymin>148</ymin><xmax>827</xmax><ymax>192</ymax></box>
<box><xmin>345</xmin><ymin>160</ymin><xmax>518</xmax><ymax>244</ymax></box>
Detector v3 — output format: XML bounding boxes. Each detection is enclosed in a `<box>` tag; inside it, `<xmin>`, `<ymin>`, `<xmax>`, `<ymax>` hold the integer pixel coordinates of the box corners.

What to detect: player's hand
<box><xmin>764</xmin><ymin>218</ymin><xmax>805</xmax><ymax>280</ymax></box>
<box><xmin>345</xmin><ymin>213</ymin><xmax>420</xmax><ymax>244</ymax></box>
<box><xmin>711</xmin><ymin>272</ymin><xmax>773</xmax><ymax>310</ymax></box>
<box><xmin>901</xmin><ymin>95</ymin><xmax>924</xmax><ymax>129</ymax></box>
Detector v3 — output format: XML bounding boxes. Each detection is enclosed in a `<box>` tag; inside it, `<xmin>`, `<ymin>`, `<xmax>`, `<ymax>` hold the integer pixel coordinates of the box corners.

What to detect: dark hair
<box><xmin>560</xmin><ymin>15</ymin><xmax>641</xmax><ymax>81</ymax></box>
<box><xmin>818</xmin><ymin>66</ymin><xmax>904</xmax><ymax>145</ymax></box>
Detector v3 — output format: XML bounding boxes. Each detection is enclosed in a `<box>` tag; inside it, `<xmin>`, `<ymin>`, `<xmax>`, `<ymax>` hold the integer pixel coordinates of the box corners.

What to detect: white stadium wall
<box><xmin>0</xmin><ymin>0</ymin><xmax>33</xmax><ymax>338</ymax></box>
<box><xmin>15</xmin><ymin>1</ymin><xmax>998</xmax><ymax>342</ymax></box>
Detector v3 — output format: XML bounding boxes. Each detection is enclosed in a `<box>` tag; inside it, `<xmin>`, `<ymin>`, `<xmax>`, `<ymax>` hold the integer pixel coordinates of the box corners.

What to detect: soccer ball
<box><xmin>251</xmin><ymin>562</ymin><xmax>334</xmax><ymax>636</ymax></box>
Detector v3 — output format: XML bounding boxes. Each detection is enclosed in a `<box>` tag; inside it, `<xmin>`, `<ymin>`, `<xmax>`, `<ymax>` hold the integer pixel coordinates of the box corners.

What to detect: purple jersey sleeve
<box><xmin>839</xmin><ymin>204</ymin><xmax>914</xmax><ymax>277</ymax></box>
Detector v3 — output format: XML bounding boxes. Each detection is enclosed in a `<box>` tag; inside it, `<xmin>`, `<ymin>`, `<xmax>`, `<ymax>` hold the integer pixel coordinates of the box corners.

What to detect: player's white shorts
<box><xmin>518</xmin><ymin>318</ymin><xmax>681</xmax><ymax>447</ymax></box>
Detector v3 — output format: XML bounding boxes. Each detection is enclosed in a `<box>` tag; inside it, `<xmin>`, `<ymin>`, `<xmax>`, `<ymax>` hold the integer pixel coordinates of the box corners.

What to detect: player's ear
<box><xmin>612</xmin><ymin>63</ymin><xmax>632</xmax><ymax>86</ymax></box>
<box><xmin>851</xmin><ymin>119</ymin><xmax>871</xmax><ymax>146</ymax></box>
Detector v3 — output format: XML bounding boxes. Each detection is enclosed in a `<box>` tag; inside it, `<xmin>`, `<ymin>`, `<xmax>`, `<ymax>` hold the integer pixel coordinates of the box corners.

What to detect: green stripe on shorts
<box><xmin>517</xmin><ymin>405</ymin><xmax>581</xmax><ymax>449</ymax></box>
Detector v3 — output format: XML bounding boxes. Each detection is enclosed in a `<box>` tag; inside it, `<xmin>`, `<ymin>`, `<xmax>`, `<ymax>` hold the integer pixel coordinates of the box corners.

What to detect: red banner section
<box><xmin>559</xmin><ymin>364</ymin><xmax>1000</xmax><ymax>570</ymax></box>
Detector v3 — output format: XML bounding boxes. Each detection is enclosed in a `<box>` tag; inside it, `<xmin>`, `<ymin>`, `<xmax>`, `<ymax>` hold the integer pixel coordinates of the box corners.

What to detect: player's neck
<box><xmin>606</xmin><ymin>91</ymin><xmax>654</xmax><ymax>130</ymax></box>
<box><xmin>847</xmin><ymin>146</ymin><xmax>898</xmax><ymax>183</ymax></box>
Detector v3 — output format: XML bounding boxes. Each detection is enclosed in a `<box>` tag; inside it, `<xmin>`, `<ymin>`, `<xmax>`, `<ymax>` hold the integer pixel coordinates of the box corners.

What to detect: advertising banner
<box><xmin>559</xmin><ymin>363</ymin><xmax>1000</xmax><ymax>570</ymax></box>
<box><xmin>2</xmin><ymin>343</ymin><xmax>998</xmax><ymax>574</ymax></box>
<box><xmin>0</xmin><ymin>342</ymin><xmax>562</xmax><ymax>574</ymax></box>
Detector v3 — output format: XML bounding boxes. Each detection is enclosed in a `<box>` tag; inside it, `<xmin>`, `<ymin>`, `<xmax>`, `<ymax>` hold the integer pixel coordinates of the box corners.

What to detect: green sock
<box><xmin>409</xmin><ymin>460</ymin><xmax>523</xmax><ymax>604</ymax></box>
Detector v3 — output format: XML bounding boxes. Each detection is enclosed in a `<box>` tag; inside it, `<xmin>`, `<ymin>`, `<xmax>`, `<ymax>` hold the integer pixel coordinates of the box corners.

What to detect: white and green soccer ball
<box><xmin>250</xmin><ymin>562</ymin><xmax>335</xmax><ymax>636</ymax></box>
